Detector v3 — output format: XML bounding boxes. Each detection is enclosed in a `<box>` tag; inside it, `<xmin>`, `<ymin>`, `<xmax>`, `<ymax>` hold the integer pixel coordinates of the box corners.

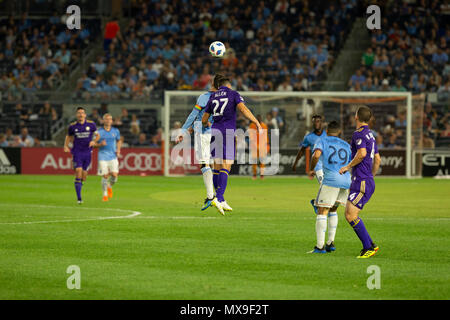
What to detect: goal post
<box><xmin>164</xmin><ymin>91</ymin><xmax>420</xmax><ymax>178</ymax></box>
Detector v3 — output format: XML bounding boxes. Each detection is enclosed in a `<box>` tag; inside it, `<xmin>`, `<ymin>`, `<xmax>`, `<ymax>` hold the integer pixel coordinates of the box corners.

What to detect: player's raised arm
<box><xmin>237</xmin><ymin>102</ymin><xmax>261</xmax><ymax>131</ymax></box>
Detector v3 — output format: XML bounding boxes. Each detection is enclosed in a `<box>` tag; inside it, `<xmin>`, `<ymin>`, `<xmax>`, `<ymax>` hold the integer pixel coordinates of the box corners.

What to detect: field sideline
<box><xmin>0</xmin><ymin>175</ymin><xmax>449</xmax><ymax>300</ymax></box>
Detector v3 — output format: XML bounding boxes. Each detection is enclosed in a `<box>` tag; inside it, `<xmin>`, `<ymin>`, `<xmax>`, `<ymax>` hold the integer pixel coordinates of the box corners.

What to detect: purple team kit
<box><xmin>205</xmin><ymin>86</ymin><xmax>245</xmax><ymax>160</ymax></box>
<box><xmin>348</xmin><ymin>124</ymin><xmax>378</xmax><ymax>209</ymax></box>
<box><xmin>68</xmin><ymin>120</ymin><xmax>97</xmax><ymax>170</ymax></box>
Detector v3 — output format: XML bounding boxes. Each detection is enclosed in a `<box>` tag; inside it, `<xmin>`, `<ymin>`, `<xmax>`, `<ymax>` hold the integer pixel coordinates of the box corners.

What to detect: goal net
<box><xmin>163</xmin><ymin>91</ymin><xmax>424</xmax><ymax>178</ymax></box>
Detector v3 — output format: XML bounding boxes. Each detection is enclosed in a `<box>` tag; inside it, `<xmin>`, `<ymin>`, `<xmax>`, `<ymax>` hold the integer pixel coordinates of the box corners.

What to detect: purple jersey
<box><xmin>68</xmin><ymin>120</ymin><xmax>97</xmax><ymax>154</ymax></box>
<box><xmin>351</xmin><ymin>125</ymin><xmax>378</xmax><ymax>180</ymax></box>
<box><xmin>205</xmin><ymin>86</ymin><xmax>245</xmax><ymax>132</ymax></box>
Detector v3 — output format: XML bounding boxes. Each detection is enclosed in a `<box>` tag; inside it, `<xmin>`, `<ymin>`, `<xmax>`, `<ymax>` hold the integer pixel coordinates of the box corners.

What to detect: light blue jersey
<box><xmin>313</xmin><ymin>135</ymin><xmax>351</xmax><ymax>189</ymax></box>
<box><xmin>301</xmin><ymin>130</ymin><xmax>327</xmax><ymax>171</ymax></box>
<box><xmin>98</xmin><ymin>127</ymin><xmax>120</xmax><ymax>161</ymax></box>
<box><xmin>181</xmin><ymin>91</ymin><xmax>214</xmax><ymax>134</ymax></box>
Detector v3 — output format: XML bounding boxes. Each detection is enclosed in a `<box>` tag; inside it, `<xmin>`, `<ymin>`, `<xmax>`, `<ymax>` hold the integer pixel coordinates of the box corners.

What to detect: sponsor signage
<box><xmin>0</xmin><ymin>148</ymin><xmax>21</xmax><ymax>174</ymax></box>
<box><xmin>421</xmin><ymin>150</ymin><xmax>450</xmax><ymax>177</ymax></box>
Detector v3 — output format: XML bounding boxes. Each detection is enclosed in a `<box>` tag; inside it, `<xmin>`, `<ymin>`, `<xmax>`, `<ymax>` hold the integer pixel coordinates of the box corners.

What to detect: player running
<box><xmin>94</xmin><ymin>113</ymin><xmax>122</xmax><ymax>202</ymax></box>
<box><xmin>307</xmin><ymin>121</ymin><xmax>351</xmax><ymax>254</ymax></box>
<box><xmin>202</xmin><ymin>76</ymin><xmax>262</xmax><ymax>215</ymax></box>
<box><xmin>339</xmin><ymin>106</ymin><xmax>381</xmax><ymax>259</ymax></box>
<box><xmin>292</xmin><ymin>115</ymin><xmax>327</xmax><ymax>213</ymax></box>
<box><xmin>176</xmin><ymin>74</ymin><xmax>224</xmax><ymax>211</ymax></box>
<box><xmin>64</xmin><ymin>107</ymin><xmax>97</xmax><ymax>204</ymax></box>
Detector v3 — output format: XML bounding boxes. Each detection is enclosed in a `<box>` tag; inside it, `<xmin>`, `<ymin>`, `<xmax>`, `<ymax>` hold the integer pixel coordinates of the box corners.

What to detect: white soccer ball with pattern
<box><xmin>209</xmin><ymin>41</ymin><xmax>226</xmax><ymax>57</ymax></box>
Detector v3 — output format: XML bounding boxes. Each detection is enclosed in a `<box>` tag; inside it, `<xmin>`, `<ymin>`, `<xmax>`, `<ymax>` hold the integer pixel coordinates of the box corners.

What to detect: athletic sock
<box><xmin>101</xmin><ymin>177</ymin><xmax>108</xmax><ymax>196</ymax></box>
<box><xmin>201</xmin><ymin>166</ymin><xmax>214</xmax><ymax>199</ymax></box>
<box><xmin>349</xmin><ymin>217</ymin><xmax>373</xmax><ymax>250</ymax></box>
<box><xmin>215</xmin><ymin>169</ymin><xmax>229</xmax><ymax>202</ymax></box>
<box><xmin>109</xmin><ymin>175</ymin><xmax>117</xmax><ymax>187</ymax></box>
<box><xmin>74</xmin><ymin>178</ymin><xmax>82</xmax><ymax>201</ymax></box>
<box><xmin>212</xmin><ymin>169</ymin><xmax>220</xmax><ymax>190</ymax></box>
<box><xmin>327</xmin><ymin>211</ymin><xmax>338</xmax><ymax>245</ymax></box>
<box><xmin>316</xmin><ymin>215</ymin><xmax>327</xmax><ymax>249</ymax></box>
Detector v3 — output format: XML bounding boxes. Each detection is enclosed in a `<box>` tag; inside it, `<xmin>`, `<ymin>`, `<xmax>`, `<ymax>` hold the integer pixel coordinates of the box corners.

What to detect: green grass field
<box><xmin>0</xmin><ymin>175</ymin><xmax>449</xmax><ymax>300</ymax></box>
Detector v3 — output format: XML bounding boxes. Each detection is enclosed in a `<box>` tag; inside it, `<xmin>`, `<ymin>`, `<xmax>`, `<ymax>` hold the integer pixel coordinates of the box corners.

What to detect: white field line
<box><xmin>0</xmin><ymin>204</ymin><xmax>141</xmax><ymax>225</ymax></box>
<box><xmin>134</xmin><ymin>216</ymin><xmax>450</xmax><ymax>222</ymax></box>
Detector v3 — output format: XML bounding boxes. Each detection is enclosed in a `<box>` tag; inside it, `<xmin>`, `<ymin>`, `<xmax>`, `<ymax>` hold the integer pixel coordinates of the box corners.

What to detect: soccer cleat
<box><xmin>77</xmin><ymin>200</ymin><xmax>83</xmax><ymax>205</ymax></box>
<box><xmin>357</xmin><ymin>246</ymin><xmax>379</xmax><ymax>259</ymax></box>
<box><xmin>307</xmin><ymin>246</ymin><xmax>327</xmax><ymax>254</ymax></box>
<box><xmin>107</xmin><ymin>187</ymin><xmax>113</xmax><ymax>199</ymax></box>
<box><xmin>102</xmin><ymin>195</ymin><xmax>109</xmax><ymax>202</ymax></box>
<box><xmin>201</xmin><ymin>197</ymin><xmax>214</xmax><ymax>211</ymax></box>
<box><xmin>325</xmin><ymin>242</ymin><xmax>336</xmax><ymax>252</ymax></box>
<box><xmin>372</xmin><ymin>243</ymin><xmax>379</xmax><ymax>252</ymax></box>
<box><xmin>310</xmin><ymin>199</ymin><xmax>318</xmax><ymax>215</ymax></box>
<box><xmin>221</xmin><ymin>201</ymin><xmax>233</xmax><ymax>212</ymax></box>
<box><xmin>211</xmin><ymin>198</ymin><xmax>225</xmax><ymax>216</ymax></box>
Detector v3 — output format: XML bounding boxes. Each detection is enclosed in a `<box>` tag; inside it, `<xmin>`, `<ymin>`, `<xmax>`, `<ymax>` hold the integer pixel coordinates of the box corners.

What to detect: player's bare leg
<box><xmin>102</xmin><ymin>173</ymin><xmax>110</xmax><ymax>202</ymax></box>
<box><xmin>345</xmin><ymin>201</ymin><xmax>378</xmax><ymax>258</ymax></box>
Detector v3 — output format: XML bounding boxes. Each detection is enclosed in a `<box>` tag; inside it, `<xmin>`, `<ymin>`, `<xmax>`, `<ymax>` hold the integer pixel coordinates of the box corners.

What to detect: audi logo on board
<box><xmin>120</xmin><ymin>153</ymin><xmax>161</xmax><ymax>172</ymax></box>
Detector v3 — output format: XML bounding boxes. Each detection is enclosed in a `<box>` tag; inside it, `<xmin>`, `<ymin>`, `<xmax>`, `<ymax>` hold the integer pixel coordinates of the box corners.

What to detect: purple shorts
<box><xmin>72</xmin><ymin>152</ymin><xmax>92</xmax><ymax>171</ymax></box>
<box><xmin>210</xmin><ymin>129</ymin><xmax>236</xmax><ymax>160</ymax></box>
<box><xmin>348</xmin><ymin>177</ymin><xmax>375</xmax><ymax>209</ymax></box>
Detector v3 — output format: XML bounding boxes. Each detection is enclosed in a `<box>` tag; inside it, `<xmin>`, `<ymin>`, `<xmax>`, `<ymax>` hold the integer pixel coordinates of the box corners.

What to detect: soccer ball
<box><xmin>209</xmin><ymin>41</ymin><xmax>226</xmax><ymax>57</ymax></box>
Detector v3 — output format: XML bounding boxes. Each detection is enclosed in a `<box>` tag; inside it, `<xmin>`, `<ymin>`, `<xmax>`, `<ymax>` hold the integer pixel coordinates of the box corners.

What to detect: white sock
<box><xmin>101</xmin><ymin>177</ymin><xmax>108</xmax><ymax>196</ymax></box>
<box><xmin>327</xmin><ymin>212</ymin><xmax>338</xmax><ymax>245</ymax></box>
<box><xmin>201</xmin><ymin>166</ymin><xmax>214</xmax><ymax>199</ymax></box>
<box><xmin>316</xmin><ymin>215</ymin><xmax>327</xmax><ymax>249</ymax></box>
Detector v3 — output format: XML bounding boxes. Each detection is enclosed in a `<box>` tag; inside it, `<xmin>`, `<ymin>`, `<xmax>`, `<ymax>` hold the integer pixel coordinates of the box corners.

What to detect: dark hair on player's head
<box><xmin>327</xmin><ymin>121</ymin><xmax>340</xmax><ymax>134</ymax></box>
<box><xmin>312</xmin><ymin>114</ymin><xmax>322</xmax><ymax>120</ymax></box>
<box><xmin>213</xmin><ymin>74</ymin><xmax>225</xmax><ymax>89</ymax></box>
<box><xmin>217</xmin><ymin>77</ymin><xmax>231</xmax><ymax>88</ymax></box>
<box><xmin>356</xmin><ymin>105</ymin><xmax>372</xmax><ymax>123</ymax></box>
<box><xmin>76</xmin><ymin>107</ymin><xmax>86</xmax><ymax>112</ymax></box>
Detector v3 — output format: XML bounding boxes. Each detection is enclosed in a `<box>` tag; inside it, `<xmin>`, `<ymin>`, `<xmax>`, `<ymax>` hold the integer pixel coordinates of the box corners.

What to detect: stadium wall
<box><xmin>0</xmin><ymin>147</ymin><xmax>436</xmax><ymax>176</ymax></box>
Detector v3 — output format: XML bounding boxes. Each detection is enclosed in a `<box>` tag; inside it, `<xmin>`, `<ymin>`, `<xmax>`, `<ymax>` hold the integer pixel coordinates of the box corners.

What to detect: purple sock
<box><xmin>215</xmin><ymin>169</ymin><xmax>229</xmax><ymax>202</ymax></box>
<box><xmin>349</xmin><ymin>217</ymin><xmax>373</xmax><ymax>250</ymax></box>
<box><xmin>75</xmin><ymin>178</ymin><xmax>82</xmax><ymax>201</ymax></box>
<box><xmin>212</xmin><ymin>169</ymin><xmax>220</xmax><ymax>191</ymax></box>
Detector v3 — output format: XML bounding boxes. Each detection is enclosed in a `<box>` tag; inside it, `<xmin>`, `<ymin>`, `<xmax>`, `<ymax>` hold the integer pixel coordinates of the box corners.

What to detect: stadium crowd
<box><xmin>73</xmin><ymin>0</ymin><xmax>361</xmax><ymax>100</ymax></box>
<box><xmin>0</xmin><ymin>12</ymin><xmax>100</xmax><ymax>101</ymax></box>
<box><xmin>348</xmin><ymin>0</ymin><xmax>450</xmax><ymax>98</ymax></box>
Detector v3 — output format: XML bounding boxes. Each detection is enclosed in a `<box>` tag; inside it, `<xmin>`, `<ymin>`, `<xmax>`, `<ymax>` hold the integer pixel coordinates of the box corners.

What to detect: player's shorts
<box><xmin>348</xmin><ymin>178</ymin><xmax>375</xmax><ymax>209</ymax></box>
<box><xmin>314</xmin><ymin>184</ymin><xmax>349</xmax><ymax>208</ymax></box>
<box><xmin>210</xmin><ymin>129</ymin><xmax>235</xmax><ymax>161</ymax></box>
<box><xmin>98</xmin><ymin>159</ymin><xmax>119</xmax><ymax>175</ymax></box>
<box><xmin>72</xmin><ymin>152</ymin><xmax>92</xmax><ymax>171</ymax></box>
<box><xmin>315</xmin><ymin>169</ymin><xmax>324</xmax><ymax>185</ymax></box>
<box><xmin>195</xmin><ymin>132</ymin><xmax>211</xmax><ymax>164</ymax></box>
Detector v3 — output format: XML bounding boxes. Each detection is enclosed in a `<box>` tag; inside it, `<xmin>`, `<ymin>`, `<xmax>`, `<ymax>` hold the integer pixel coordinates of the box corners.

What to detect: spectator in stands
<box><xmin>271</xmin><ymin>107</ymin><xmax>284</xmax><ymax>131</ymax></box>
<box><xmin>265</xmin><ymin>112</ymin><xmax>277</xmax><ymax>130</ymax></box>
<box><xmin>395</xmin><ymin>111</ymin><xmax>407</xmax><ymax>127</ymax></box>
<box><xmin>385</xmin><ymin>133</ymin><xmax>399</xmax><ymax>149</ymax></box>
<box><xmin>20</xmin><ymin>127</ymin><xmax>34</xmax><ymax>147</ymax></box>
<box><xmin>422</xmin><ymin>133</ymin><xmax>435</xmax><ymax>149</ymax></box>
<box><xmin>90</xmin><ymin>108</ymin><xmax>102</xmax><ymax>126</ymax></box>
<box><xmin>133</xmin><ymin>133</ymin><xmax>149</xmax><ymax>146</ymax></box>
<box><xmin>99</xmin><ymin>103</ymin><xmax>109</xmax><ymax>117</ymax></box>
<box><xmin>5</xmin><ymin>128</ymin><xmax>14</xmax><ymax>144</ymax></box>
<box><xmin>10</xmin><ymin>136</ymin><xmax>25</xmax><ymax>147</ymax></box>
<box><xmin>170</xmin><ymin>121</ymin><xmax>183</xmax><ymax>142</ymax></box>
<box><xmin>39</xmin><ymin>101</ymin><xmax>58</xmax><ymax>121</ymax></box>
<box><xmin>104</xmin><ymin>17</ymin><xmax>123</xmax><ymax>51</ymax></box>
<box><xmin>376</xmin><ymin>135</ymin><xmax>385</xmax><ymax>149</ymax></box>
<box><xmin>149</xmin><ymin>135</ymin><xmax>160</xmax><ymax>148</ymax></box>
<box><xmin>0</xmin><ymin>133</ymin><xmax>8</xmax><ymax>147</ymax></box>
